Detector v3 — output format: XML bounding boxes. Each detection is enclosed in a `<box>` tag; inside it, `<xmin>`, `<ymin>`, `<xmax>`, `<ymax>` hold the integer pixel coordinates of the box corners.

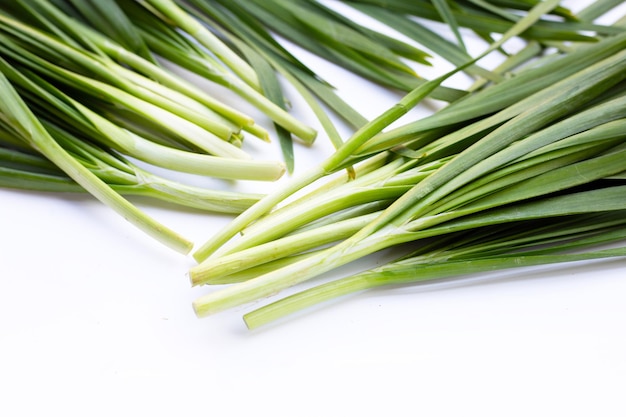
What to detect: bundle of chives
<box><xmin>0</xmin><ymin>65</ymin><xmax>193</xmax><ymax>253</ymax></box>
<box><xmin>0</xmin><ymin>2</ymin><xmax>293</xmax><ymax>252</ymax></box>
<box><xmin>189</xmin><ymin>1</ymin><xmax>626</xmax><ymax>326</ymax></box>
<box><xmin>245</xmin><ymin>211</ymin><xmax>626</xmax><ymax>328</ymax></box>
<box><xmin>100</xmin><ymin>0</ymin><xmax>317</xmax><ymax>144</ymax></box>
<box><xmin>170</xmin><ymin>0</ymin><xmax>617</xmax><ymax>168</ymax></box>
<box><xmin>0</xmin><ymin>126</ymin><xmax>263</xmax><ymax>214</ymax></box>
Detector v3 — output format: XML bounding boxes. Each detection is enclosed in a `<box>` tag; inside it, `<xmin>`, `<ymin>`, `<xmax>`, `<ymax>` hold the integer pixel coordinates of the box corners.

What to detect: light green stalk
<box><xmin>141</xmin><ymin>0</ymin><xmax>260</xmax><ymax>89</ymax></box>
<box><xmin>244</xmin><ymin>246</ymin><xmax>626</xmax><ymax>329</ymax></box>
<box><xmin>191</xmin><ymin>17</ymin><xmax>626</xmax><ymax>315</ymax></box>
<box><xmin>194</xmin><ymin>180</ymin><xmax>626</xmax><ymax>316</ymax></box>
<box><xmin>0</xmin><ymin>121</ymin><xmax>263</xmax><ymax>213</ymax></box>
<box><xmin>192</xmin><ymin>0</ymin><xmax>566</xmax><ymax>261</ymax></box>
<box><xmin>1</xmin><ymin>58</ymin><xmax>286</xmax><ymax>181</ymax></box>
<box><xmin>16</xmin><ymin>0</ymin><xmax>269</xmax><ymax>139</ymax></box>
<box><xmin>0</xmin><ymin>61</ymin><xmax>192</xmax><ymax>254</ymax></box>
<box><xmin>139</xmin><ymin>0</ymin><xmax>318</xmax><ymax>143</ymax></box>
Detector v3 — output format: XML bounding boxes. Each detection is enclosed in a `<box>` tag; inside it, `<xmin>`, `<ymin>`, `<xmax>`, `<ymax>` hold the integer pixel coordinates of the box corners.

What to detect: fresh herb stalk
<box><xmin>0</xmin><ymin>62</ymin><xmax>193</xmax><ymax>254</ymax></box>
<box><xmin>244</xmin><ymin>218</ymin><xmax>626</xmax><ymax>329</ymax></box>
<box><xmin>190</xmin><ymin>1</ymin><xmax>626</xmax><ymax>320</ymax></box>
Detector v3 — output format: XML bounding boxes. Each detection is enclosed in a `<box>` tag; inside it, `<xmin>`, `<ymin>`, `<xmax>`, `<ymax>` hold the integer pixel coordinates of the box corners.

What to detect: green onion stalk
<box><xmin>345</xmin><ymin>0</ymin><xmax>622</xmax><ymax>43</ymax></box>
<box><xmin>126</xmin><ymin>0</ymin><xmax>318</xmax><ymax>144</ymax></box>
<box><xmin>0</xmin><ymin>62</ymin><xmax>193</xmax><ymax>254</ymax></box>
<box><xmin>0</xmin><ymin>58</ymin><xmax>285</xmax><ymax>182</ymax></box>
<box><xmin>191</xmin><ymin>0</ymin><xmax>585</xmax><ymax>260</ymax></box>
<box><xmin>244</xmin><ymin>211</ymin><xmax>626</xmax><ymax>329</ymax></box>
<box><xmin>15</xmin><ymin>0</ymin><xmax>318</xmax><ymax>170</ymax></box>
<box><xmin>0</xmin><ymin>123</ymin><xmax>263</xmax><ymax>214</ymax></box>
<box><xmin>11</xmin><ymin>0</ymin><xmax>270</xmax><ymax>140</ymax></box>
<box><xmin>0</xmin><ymin>3</ymin><xmax>292</xmax><ymax>252</ymax></box>
<box><xmin>0</xmin><ymin>9</ymin><xmax>255</xmax><ymax>158</ymax></box>
<box><xmin>189</xmin><ymin>2</ymin><xmax>626</xmax><ymax>324</ymax></box>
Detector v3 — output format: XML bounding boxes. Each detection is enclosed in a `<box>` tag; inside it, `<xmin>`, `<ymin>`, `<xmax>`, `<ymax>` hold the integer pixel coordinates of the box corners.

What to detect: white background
<box><xmin>1</xmin><ymin>2</ymin><xmax>625</xmax><ymax>416</ymax></box>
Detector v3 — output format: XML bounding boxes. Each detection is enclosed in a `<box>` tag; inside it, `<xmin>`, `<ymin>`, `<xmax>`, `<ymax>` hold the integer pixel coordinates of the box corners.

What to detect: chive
<box><xmin>0</xmin><ymin>60</ymin><xmax>193</xmax><ymax>254</ymax></box>
<box><xmin>2</xmin><ymin>0</ymin><xmax>624</xmax><ymax>324</ymax></box>
<box><xmin>0</xmin><ymin>137</ymin><xmax>263</xmax><ymax>213</ymax></box>
<box><xmin>143</xmin><ymin>0</ymin><xmax>260</xmax><ymax>89</ymax></box>
<box><xmin>189</xmin><ymin>1</ymin><xmax>626</xmax><ymax>323</ymax></box>
<box><xmin>245</xmin><ymin>223</ymin><xmax>626</xmax><ymax>329</ymax></box>
<box><xmin>123</xmin><ymin>0</ymin><xmax>318</xmax><ymax>143</ymax></box>
<box><xmin>0</xmin><ymin>1</ymin><xmax>294</xmax><ymax>250</ymax></box>
<box><xmin>192</xmin><ymin>0</ymin><xmax>567</xmax><ymax>261</ymax></box>
<box><xmin>62</xmin><ymin>0</ymin><xmax>156</xmax><ymax>63</ymax></box>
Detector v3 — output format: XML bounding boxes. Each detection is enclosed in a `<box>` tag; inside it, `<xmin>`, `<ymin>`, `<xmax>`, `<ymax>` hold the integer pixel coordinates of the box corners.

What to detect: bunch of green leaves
<box><xmin>245</xmin><ymin>210</ymin><xmax>626</xmax><ymax>328</ymax></box>
<box><xmin>0</xmin><ymin>63</ymin><xmax>193</xmax><ymax>253</ymax></box>
<box><xmin>345</xmin><ymin>0</ymin><xmax>622</xmax><ymax>46</ymax></box>
<box><xmin>187</xmin><ymin>1</ymin><xmax>626</xmax><ymax>326</ymax></box>
<box><xmin>8</xmin><ymin>0</ymin><xmax>316</xmax><ymax>173</ymax></box>
<box><xmin>181</xmin><ymin>0</ymin><xmax>432</xmax><ymax>92</ymax></box>
<box><xmin>0</xmin><ymin>1</ymin><xmax>298</xmax><ymax>252</ymax></box>
<box><xmin>172</xmin><ymin>0</ymin><xmax>477</xmax><ymax>173</ymax></box>
<box><xmin>45</xmin><ymin>0</ymin><xmax>318</xmax><ymax>143</ymax></box>
<box><xmin>182</xmin><ymin>0</ymin><xmax>617</xmax><ymax>94</ymax></box>
<box><xmin>0</xmin><ymin>2</ymin><xmax>269</xmax><ymax>153</ymax></box>
<box><xmin>169</xmin><ymin>0</ymin><xmax>620</xmax><ymax>170</ymax></box>
<box><xmin>0</xmin><ymin>125</ymin><xmax>262</xmax><ymax>214</ymax></box>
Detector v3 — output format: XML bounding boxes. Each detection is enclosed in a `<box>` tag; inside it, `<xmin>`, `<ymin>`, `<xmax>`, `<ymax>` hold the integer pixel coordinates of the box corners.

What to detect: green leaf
<box><xmin>62</xmin><ymin>0</ymin><xmax>156</xmax><ymax>63</ymax></box>
<box><xmin>432</xmin><ymin>0</ymin><xmax>467</xmax><ymax>52</ymax></box>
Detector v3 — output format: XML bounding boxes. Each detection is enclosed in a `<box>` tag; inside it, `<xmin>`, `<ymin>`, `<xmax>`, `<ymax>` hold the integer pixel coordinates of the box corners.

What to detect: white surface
<box><xmin>1</xmin><ymin>3</ymin><xmax>625</xmax><ymax>416</ymax></box>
